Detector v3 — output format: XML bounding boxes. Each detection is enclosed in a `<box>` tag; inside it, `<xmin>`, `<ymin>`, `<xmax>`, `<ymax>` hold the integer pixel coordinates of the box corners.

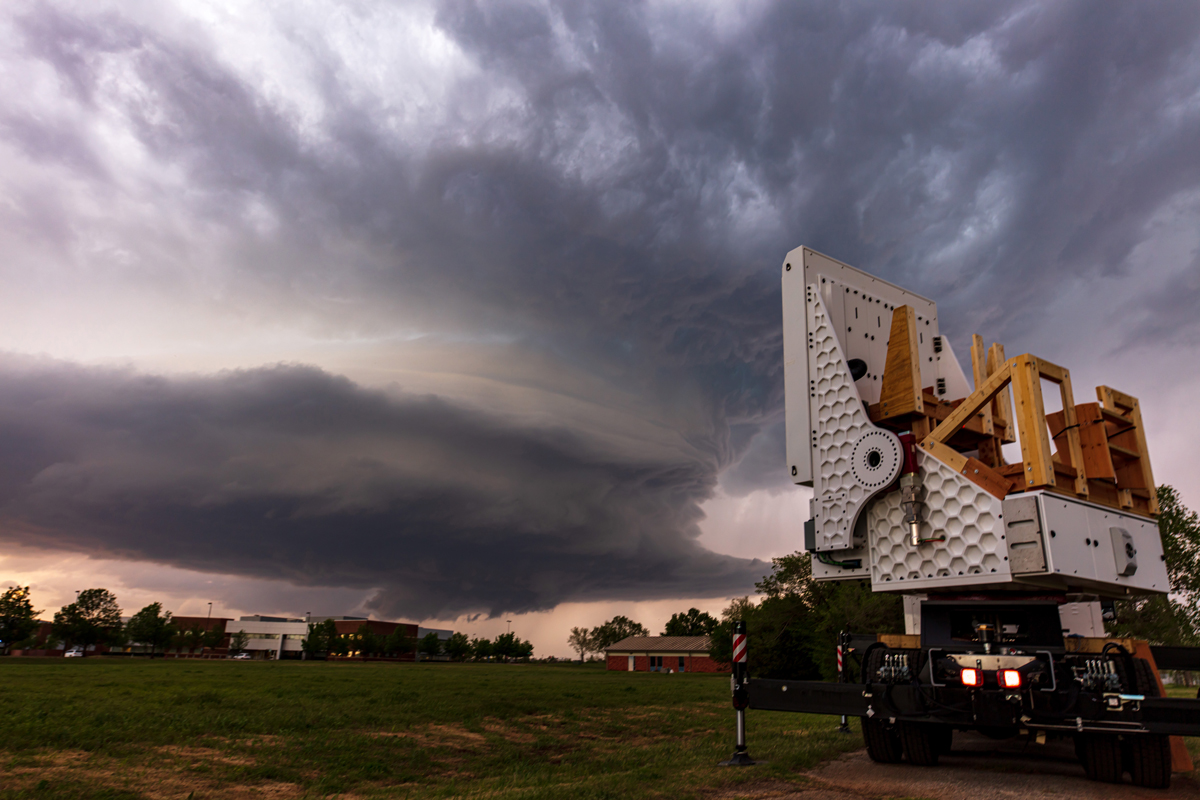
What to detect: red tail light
<box><xmin>961</xmin><ymin>667</ymin><xmax>981</xmax><ymax>687</ymax></box>
<box><xmin>1002</xmin><ymin>669</ymin><xmax>1022</xmax><ymax>688</ymax></box>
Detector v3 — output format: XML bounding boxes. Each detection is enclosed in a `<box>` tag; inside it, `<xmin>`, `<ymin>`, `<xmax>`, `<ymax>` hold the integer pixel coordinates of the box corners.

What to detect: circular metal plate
<box><xmin>850</xmin><ymin>429</ymin><xmax>903</xmax><ymax>490</ymax></box>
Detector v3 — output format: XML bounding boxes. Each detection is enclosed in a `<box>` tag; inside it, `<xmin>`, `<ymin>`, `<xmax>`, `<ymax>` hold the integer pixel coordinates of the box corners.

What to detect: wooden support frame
<box><xmin>972</xmin><ymin>334</ymin><xmax>1001</xmax><ymax>467</ymax></box>
<box><xmin>921</xmin><ymin>354</ymin><xmax>1086</xmax><ymax>498</ymax></box>
<box><xmin>969</xmin><ymin>335</ymin><xmax>995</xmax><ymax>439</ymax></box>
<box><xmin>1098</xmin><ymin>386</ymin><xmax>1159</xmax><ymax>515</ymax></box>
<box><xmin>988</xmin><ymin>343</ymin><xmax>1015</xmax><ymax>445</ymax></box>
<box><xmin>914</xmin><ymin>352</ymin><xmax>1153</xmax><ymax>516</ymax></box>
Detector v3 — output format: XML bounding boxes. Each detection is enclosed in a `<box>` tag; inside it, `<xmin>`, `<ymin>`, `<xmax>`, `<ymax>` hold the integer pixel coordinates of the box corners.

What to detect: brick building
<box><xmin>605</xmin><ymin>635</ymin><xmax>725</xmax><ymax>673</ymax></box>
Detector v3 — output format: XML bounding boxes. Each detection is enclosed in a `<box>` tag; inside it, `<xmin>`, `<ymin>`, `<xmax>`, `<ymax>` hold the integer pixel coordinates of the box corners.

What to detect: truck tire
<box><xmin>862</xmin><ymin>644</ymin><xmax>888</xmax><ymax>682</ymax></box>
<box><xmin>897</xmin><ymin>721</ymin><xmax>939</xmax><ymax>766</ymax></box>
<box><xmin>863</xmin><ymin>717</ymin><xmax>903</xmax><ymax>763</ymax></box>
<box><xmin>933</xmin><ymin>725</ymin><xmax>953</xmax><ymax>755</ymax></box>
<box><xmin>1125</xmin><ymin>657</ymin><xmax>1171</xmax><ymax>789</ymax></box>
<box><xmin>1132</xmin><ymin>657</ymin><xmax>1160</xmax><ymax>697</ymax></box>
<box><xmin>1079</xmin><ymin>734</ymin><xmax>1123</xmax><ymax>783</ymax></box>
<box><xmin>1126</xmin><ymin>735</ymin><xmax>1171</xmax><ymax>789</ymax></box>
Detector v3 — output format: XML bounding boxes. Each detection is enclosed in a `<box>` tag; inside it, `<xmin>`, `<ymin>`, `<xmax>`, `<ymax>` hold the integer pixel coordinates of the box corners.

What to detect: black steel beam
<box><xmin>746</xmin><ymin>679</ymin><xmax>870</xmax><ymax>716</ymax></box>
<box><xmin>1150</xmin><ymin>645</ymin><xmax>1200</xmax><ymax>672</ymax></box>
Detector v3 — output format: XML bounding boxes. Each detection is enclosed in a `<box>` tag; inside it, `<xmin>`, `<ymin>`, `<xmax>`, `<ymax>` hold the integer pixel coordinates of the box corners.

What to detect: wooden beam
<box><xmin>1098</xmin><ymin>386</ymin><xmax>1159</xmax><ymax>515</ymax></box>
<box><xmin>988</xmin><ymin>343</ymin><xmax>1016</xmax><ymax>445</ymax></box>
<box><xmin>924</xmin><ymin>360</ymin><xmax>1013</xmax><ymax>447</ymax></box>
<box><xmin>878</xmin><ymin>306</ymin><xmax>923</xmax><ymax>420</ymax></box>
<box><xmin>1055</xmin><ymin>366</ymin><xmax>1088</xmax><ymax>496</ymax></box>
<box><xmin>918</xmin><ymin>440</ymin><xmax>1013</xmax><ymax>499</ymax></box>
<box><xmin>919</xmin><ymin>438</ymin><xmax>968</xmax><ymax>473</ymax></box>
<box><xmin>1032</xmin><ymin>357</ymin><xmax>1068</xmax><ymax>384</ymax></box>
<box><xmin>970</xmin><ymin>334</ymin><xmax>995</xmax><ymax>439</ymax></box>
<box><xmin>1010</xmin><ymin>354</ymin><xmax>1055</xmax><ymax>489</ymax></box>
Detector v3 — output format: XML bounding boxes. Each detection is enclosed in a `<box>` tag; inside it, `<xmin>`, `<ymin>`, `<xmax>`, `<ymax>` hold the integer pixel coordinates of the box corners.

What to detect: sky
<box><xmin>1</xmin><ymin>0</ymin><xmax>1198</xmax><ymax>657</ymax></box>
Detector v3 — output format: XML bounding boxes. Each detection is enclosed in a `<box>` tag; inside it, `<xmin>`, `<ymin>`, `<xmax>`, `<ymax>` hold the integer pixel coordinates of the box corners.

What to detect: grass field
<box><xmin>0</xmin><ymin>659</ymin><xmax>861</xmax><ymax>800</ymax></box>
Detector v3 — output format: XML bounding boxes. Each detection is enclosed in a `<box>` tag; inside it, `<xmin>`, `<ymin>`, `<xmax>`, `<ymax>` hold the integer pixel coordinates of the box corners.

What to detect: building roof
<box><xmin>605</xmin><ymin>635</ymin><xmax>711</xmax><ymax>653</ymax></box>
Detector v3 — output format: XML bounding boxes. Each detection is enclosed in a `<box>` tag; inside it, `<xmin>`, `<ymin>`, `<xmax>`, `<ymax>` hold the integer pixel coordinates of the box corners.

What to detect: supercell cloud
<box><xmin>0</xmin><ymin>1</ymin><xmax>1198</xmax><ymax>617</ymax></box>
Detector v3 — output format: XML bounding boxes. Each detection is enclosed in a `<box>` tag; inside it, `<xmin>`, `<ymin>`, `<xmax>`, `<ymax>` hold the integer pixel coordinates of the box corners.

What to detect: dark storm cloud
<box><xmin>3</xmin><ymin>1</ymin><xmax>1200</xmax><ymax>608</ymax></box>
<box><xmin>0</xmin><ymin>358</ymin><xmax>762</xmax><ymax>617</ymax></box>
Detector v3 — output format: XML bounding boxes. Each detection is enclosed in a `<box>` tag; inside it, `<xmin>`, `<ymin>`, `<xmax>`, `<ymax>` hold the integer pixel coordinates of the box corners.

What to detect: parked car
<box><xmin>230</xmin><ymin>652</ymin><xmax>252</xmax><ymax>660</ymax></box>
<box><xmin>64</xmin><ymin>648</ymin><xmax>84</xmax><ymax>658</ymax></box>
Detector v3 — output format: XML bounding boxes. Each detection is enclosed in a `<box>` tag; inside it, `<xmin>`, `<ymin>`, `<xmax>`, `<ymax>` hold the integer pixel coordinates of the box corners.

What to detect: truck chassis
<box><xmin>734</xmin><ymin>600</ymin><xmax>1200</xmax><ymax>788</ymax></box>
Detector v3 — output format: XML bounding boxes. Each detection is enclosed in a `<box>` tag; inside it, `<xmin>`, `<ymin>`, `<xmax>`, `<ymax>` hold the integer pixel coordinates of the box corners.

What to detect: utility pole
<box><xmin>207</xmin><ymin>602</ymin><xmax>212</xmax><ymax>620</ymax></box>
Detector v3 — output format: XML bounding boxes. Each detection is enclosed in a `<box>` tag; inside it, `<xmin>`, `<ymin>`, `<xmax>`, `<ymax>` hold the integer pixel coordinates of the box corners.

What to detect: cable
<box><xmin>817</xmin><ymin>553</ymin><xmax>863</xmax><ymax>569</ymax></box>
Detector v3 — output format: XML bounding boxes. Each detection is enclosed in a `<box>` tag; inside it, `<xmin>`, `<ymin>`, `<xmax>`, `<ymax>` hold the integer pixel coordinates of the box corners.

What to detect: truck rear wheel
<box><xmin>1126</xmin><ymin>734</ymin><xmax>1171</xmax><ymax>789</ymax></box>
<box><xmin>933</xmin><ymin>726</ymin><xmax>953</xmax><ymax>754</ymax></box>
<box><xmin>862</xmin><ymin>717</ymin><xmax>903</xmax><ymax>763</ymax></box>
<box><xmin>897</xmin><ymin>721</ymin><xmax>939</xmax><ymax>766</ymax></box>
<box><xmin>1125</xmin><ymin>657</ymin><xmax>1171</xmax><ymax>789</ymax></box>
<box><xmin>1079</xmin><ymin>734</ymin><xmax>1123</xmax><ymax>783</ymax></box>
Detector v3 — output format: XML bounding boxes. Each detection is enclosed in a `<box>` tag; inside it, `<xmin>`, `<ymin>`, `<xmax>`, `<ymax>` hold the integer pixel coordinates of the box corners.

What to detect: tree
<box><xmin>302</xmin><ymin>621</ymin><xmax>326</xmax><ymax>657</ymax></box>
<box><xmin>323</xmin><ymin>620</ymin><xmax>348</xmax><ymax>656</ymax></box>
<box><xmin>720</xmin><ymin>596</ymin><xmax>757</xmax><ymax>623</ymax></box>
<box><xmin>419</xmin><ymin>631</ymin><xmax>442</xmax><ymax>658</ymax></box>
<box><xmin>201</xmin><ymin>626</ymin><xmax>224</xmax><ymax>651</ymax></box>
<box><xmin>492</xmin><ymin>631</ymin><xmax>517</xmax><ymax>662</ymax></box>
<box><xmin>124</xmin><ymin>603</ymin><xmax>177</xmax><ymax>657</ymax></box>
<box><xmin>0</xmin><ymin>586</ymin><xmax>40</xmax><ymax>655</ymax></box>
<box><xmin>353</xmin><ymin>623</ymin><xmax>381</xmax><ymax>657</ymax></box>
<box><xmin>471</xmin><ymin>636</ymin><xmax>493</xmax><ymax>662</ymax></box>
<box><xmin>709</xmin><ymin>552</ymin><xmax>902</xmax><ymax>680</ymax></box>
<box><xmin>567</xmin><ymin>626</ymin><xmax>594</xmax><ymax>662</ymax></box>
<box><xmin>589</xmin><ymin>616</ymin><xmax>649</xmax><ymax>650</ymax></box>
<box><xmin>52</xmin><ymin>588</ymin><xmax>123</xmax><ymax>655</ymax></box>
<box><xmin>1110</xmin><ymin>486</ymin><xmax>1200</xmax><ymax>645</ymax></box>
<box><xmin>180</xmin><ymin>624</ymin><xmax>205</xmax><ymax>653</ymax></box>
<box><xmin>514</xmin><ymin>638</ymin><xmax>534</xmax><ymax>661</ymax></box>
<box><xmin>228</xmin><ymin>629</ymin><xmax>249</xmax><ymax>655</ymax></box>
<box><xmin>663</xmin><ymin>608</ymin><xmax>719</xmax><ymax>637</ymax></box>
<box><xmin>444</xmin><ymin>632</ymin><xmax>472</xmax><ymax>661</ymax></box>
<box><xmin>385</xmin><ymin>627</ymin><xmax>415</xmax><ymax>658</ymax></box>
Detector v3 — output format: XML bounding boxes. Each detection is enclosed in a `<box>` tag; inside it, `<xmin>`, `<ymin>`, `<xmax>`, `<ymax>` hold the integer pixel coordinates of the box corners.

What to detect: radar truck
<box><xmin>727</xmin><ymin>246</ymin><xmax>1200</xmax><ymax>788</ymax></box>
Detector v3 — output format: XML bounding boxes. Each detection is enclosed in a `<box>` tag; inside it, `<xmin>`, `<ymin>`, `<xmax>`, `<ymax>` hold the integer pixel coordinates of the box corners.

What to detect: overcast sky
<box><xmin>1</xmin><ymin>1</ymin><xmax>1198</xmax><ymax>656</ymax></box>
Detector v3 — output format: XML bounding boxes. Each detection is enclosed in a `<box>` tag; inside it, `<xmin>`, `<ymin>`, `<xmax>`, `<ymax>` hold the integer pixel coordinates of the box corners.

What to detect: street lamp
<box><xmin>507</xmin><ymin>620</ymin><xmax>512</xmax><ymax>635</ymax></box>
<box><xmin>207</xmin><ymin>602</ymin><xmax>212</xmax><ymax>620</ymax></box>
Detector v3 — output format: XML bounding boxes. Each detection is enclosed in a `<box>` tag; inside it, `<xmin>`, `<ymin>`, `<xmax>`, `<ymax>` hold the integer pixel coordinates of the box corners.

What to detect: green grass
<box><xmin>0</xmin><ymin>659</ymin><xmax>861</xmax><ymax>799</ymax></box>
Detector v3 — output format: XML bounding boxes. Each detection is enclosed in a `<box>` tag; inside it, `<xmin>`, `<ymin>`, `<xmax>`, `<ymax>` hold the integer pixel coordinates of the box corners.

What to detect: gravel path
<box><xmin>722</xmin><ymin>733</ymin><xmax>1200</xmax><ymax>800</ymax></box>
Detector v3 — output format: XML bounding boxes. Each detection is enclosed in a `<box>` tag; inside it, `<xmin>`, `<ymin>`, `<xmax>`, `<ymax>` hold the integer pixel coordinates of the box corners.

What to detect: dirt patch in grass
<box><xmin>1</xmin><ymin>748</ymin><xmax>301</xmax><ymax>800</ymax></box>
<box><xmin>156</xmin><ymin>745</ymin><xmax>256</xmax><ymax>766</ymax></box>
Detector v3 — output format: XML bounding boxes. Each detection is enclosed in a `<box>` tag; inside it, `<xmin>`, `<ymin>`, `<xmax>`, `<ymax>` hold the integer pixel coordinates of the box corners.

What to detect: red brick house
<box><xmin>605</xmin><ymin>635</ymin><xmax>726</xmax><ymax>673</ymax></box>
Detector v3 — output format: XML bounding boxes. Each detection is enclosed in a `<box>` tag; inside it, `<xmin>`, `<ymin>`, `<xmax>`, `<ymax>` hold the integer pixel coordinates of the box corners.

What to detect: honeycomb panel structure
<box><xmin>868</xmin><ymin>450</ymin><xmax>1011</xmax><ymax>591</ymax></box>
<box><xmin>807</xmin><ymin>286</ymin><xmax>874</xmax><ymax>551</ymax></box>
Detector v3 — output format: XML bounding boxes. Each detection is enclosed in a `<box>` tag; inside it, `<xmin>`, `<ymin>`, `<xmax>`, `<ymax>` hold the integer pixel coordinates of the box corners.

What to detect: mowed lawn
<box><xmin>0</xmin><ymin>659</ymin><xmax>861</xmax><ymax>799</ymax></box>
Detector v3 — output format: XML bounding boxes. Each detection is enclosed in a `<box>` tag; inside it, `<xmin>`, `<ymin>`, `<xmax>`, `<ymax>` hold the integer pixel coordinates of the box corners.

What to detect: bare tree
<box><xmin>567</xmin><ymin>626</ymin><xmax>593</xmax><ymax>662</ymax></box>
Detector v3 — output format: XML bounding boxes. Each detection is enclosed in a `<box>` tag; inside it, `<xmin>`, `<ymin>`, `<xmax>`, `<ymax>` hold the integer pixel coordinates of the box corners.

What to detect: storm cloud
<box><xmin>0</xmin><ymin>357</ymin><xmax>763</xmax><ymax>617</ymax></box>
<box><xmin>1</xmin><ymin>1</ymin><xmax>1199</xmax><ymax>617</ymax></box>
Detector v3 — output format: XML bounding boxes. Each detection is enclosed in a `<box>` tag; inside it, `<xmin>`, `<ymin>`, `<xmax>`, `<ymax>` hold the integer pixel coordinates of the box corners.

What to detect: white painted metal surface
<box><xmin>806</xmin><ymin>287</ymin><xmax>902</xmax><ymax>553</ymax></box>
<box><xmin>780</xmin><ymin>244</ymin><xmax>1168</xmax><ymax>599</ymax></box>
<box><xmin>868</xmin><ymin>450</ymin><xmax>1009</xmax><ymax>591</ymax></box>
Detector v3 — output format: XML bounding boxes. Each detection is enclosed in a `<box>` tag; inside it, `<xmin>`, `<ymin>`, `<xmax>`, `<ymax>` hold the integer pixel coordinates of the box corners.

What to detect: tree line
<box><xmin>0</xmin><ymin>590</ymin><xmax>536</xmax><ymax>662</ymax></box>
<box><xmin>566</xmin><ymin>607</ymin><xmax>721</xmax><ymax>662</ymax></box>
<box><xmin>0</xmin><ymin>591</ymin><xmax>214</xmax><ymax>657</ymax></box>
<box><xmin>299</xmin><ymin>620</ymin><xmax>533</xmax><ymax>662</ymax></box>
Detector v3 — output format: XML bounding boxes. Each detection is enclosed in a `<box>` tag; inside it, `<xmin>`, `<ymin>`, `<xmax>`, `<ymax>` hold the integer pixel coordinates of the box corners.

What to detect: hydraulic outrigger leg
<box><xmin>720</xmin><ymin>621</ymin><xmax>757</xmax><ymax>766</ymax></box>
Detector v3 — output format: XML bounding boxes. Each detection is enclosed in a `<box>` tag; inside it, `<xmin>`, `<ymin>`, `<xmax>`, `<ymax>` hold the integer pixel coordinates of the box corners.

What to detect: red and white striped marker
<box><xmin>733</xmin><ymin>632</ymin><xmax>747</xmax><ymax>664</ymax></box>
<box><xmin>836</xmin><ymin>643</ymin><xmax>843</xmax><ymax>675</ymax></box>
